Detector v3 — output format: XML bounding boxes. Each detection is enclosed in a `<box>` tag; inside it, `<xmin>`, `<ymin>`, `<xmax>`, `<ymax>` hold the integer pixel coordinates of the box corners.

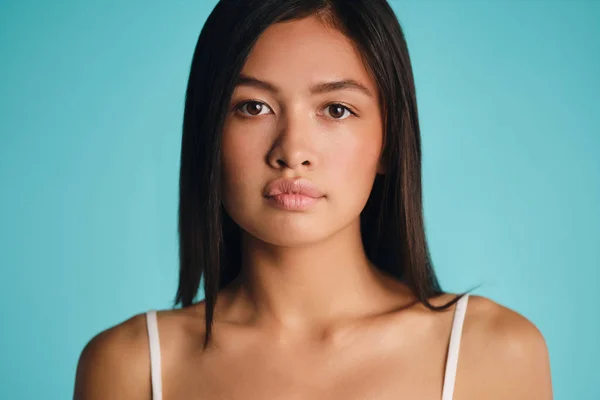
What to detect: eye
<box><xmin>234</xmin><ymin>101</ymin><xmax>272</xmax><ymax>117</ymax></box>
<box><xmin>324</xmin><ymin>103</ymin><xmax>356</xmax><ymax>120</ymax></box>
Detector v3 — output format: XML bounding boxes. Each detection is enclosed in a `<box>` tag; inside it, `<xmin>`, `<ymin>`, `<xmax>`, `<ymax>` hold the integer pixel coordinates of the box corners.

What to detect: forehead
<box><xmin>240</xmin><ymin>15</ymin><xmax>377</xmax><ymax>94</ymax></box>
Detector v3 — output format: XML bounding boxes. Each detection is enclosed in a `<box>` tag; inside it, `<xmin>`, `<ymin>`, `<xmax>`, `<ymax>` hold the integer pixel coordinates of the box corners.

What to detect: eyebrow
<box><xmin>235</xmin><ymin>74</ymin><xmax>374</xmax><ymax>98</ymax></box>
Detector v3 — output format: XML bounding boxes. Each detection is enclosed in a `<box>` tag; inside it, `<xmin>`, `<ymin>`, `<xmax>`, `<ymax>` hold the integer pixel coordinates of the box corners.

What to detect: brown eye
<box><xmin>325</xmin><ymin>103</ymin><xmax>354</xmax><ymax>120</ymax></box>
<box><xmin>236</xmin><ymin>101</ymin><xmax>271</xmax><ymax>117</ymax></box>
<box><xmin>246</xmin><ymin>102</ymin><xmax>263</xmax><ymax>115</ymax></box>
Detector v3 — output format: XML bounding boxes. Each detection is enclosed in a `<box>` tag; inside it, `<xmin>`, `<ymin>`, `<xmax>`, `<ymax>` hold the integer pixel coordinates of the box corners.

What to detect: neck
<box><xmin>226</xmin><ymin>219</ymin><xmax>405</xmax><ymax>332</ymax></box>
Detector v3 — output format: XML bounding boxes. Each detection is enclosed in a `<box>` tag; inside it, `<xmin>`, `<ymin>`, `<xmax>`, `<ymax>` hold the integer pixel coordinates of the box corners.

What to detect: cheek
<box><xmin>221</xmin><ymin>128</ymin><xmax>267</xmax><ymax>203</ymax></box>
<box><xmin>327</xmin><ymin>133</ymin><xmax>382</xmax><ymax>187</ymax></box>
<box><xmin>321</xmin><ymin>127</ymin><xmax>382</xmax><ymax>219</ymax></box>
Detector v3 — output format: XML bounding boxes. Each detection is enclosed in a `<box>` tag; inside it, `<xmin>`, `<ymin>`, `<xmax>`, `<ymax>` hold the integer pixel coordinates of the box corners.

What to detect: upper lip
<box><xmin>264</xmin><ymin>177</ymin><xmax>325</xmax><ymax>198</ymax></box>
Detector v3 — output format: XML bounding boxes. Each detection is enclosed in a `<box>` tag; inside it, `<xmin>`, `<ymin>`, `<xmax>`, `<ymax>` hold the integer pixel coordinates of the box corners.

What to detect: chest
<box><xmin>163</xmin><ymin>338</ymin><xmax>449</xmax><ymax>400</ymax></box>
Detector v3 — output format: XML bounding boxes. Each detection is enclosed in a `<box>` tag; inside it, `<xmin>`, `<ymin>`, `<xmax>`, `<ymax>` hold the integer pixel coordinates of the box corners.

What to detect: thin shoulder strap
<box><xmin>441</xmin><ymin>294</ymin><xmax>469</xmax><ymax>400</ymax></box>
<box><xmin>145</xmin><ymin>310</ymin><xmax>163</xmax><ymax>400</ymax></box>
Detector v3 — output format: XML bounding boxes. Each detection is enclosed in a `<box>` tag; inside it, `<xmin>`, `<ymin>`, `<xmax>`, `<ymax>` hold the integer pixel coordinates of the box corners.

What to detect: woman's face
<box><xmin>221</xmin><ymin>15</ymin><xmax>384</xmax><ymax>246</ymax></box>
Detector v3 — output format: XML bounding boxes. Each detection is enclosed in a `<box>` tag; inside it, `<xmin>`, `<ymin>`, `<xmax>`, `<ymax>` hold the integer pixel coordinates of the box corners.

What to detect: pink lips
<box><xmin>263</xmin><ymin>177</ymin><xmax>325</xmax><ymax>211</ymax></box>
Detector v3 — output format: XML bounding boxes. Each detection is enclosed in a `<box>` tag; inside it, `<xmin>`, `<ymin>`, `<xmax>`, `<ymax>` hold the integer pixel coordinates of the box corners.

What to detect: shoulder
<box><xmin>74</xmin><ymin>312</ymin><xmax>152</xmax><ymax>400</ymax></box>
<box><xmin>462</xmin><ymin>295</ymin><xmax>549</xmax><ymax>363</ymax></box>
<box><xmin>74</xmin><ymin>305</ymin><xmax>210</xmax><ymax>399</ymax></box>
<box><xmin>455</xmin><ymin>294</ymin><xmax>553</xmax><ymax>399</ymax></box>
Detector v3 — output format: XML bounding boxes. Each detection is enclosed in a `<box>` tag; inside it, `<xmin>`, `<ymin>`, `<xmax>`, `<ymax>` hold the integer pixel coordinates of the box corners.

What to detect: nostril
<box><xmin>276</xmin><ymin>159</ymin><xmax>286</xmax><ymax>167</ymax></box>
<box><xmin>302</xmin><ymin>160</ymin><xmax>310</xmax><ymax>166</ymax></box>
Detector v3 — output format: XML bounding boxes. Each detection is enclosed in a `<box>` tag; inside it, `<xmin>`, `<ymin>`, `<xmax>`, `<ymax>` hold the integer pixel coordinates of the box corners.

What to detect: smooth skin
<box><xmin>74</xmin><ymin>15</ymin><xmax>552</xmax><ymax>400</ymax></box>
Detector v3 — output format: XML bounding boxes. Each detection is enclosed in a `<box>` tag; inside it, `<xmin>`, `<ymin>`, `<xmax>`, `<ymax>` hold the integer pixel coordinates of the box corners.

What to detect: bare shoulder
<box><xmin>456</xmin><ymin>294</ymin><xmax>553</xmax><ymax>399</ymax></box>
<box><xmin>462</xmin><ymin>295</ymin><xmax>549</xmax><ymax>363</ymax></box>
<box><xmin>73</xmin><ymin>312</ymin><xmax>152</xmax><ymax>400</ymax></box>
<box><xmin>73</xmin><ymin>306</ymin><xmax>205</xmax><ymax>400</ymax></box>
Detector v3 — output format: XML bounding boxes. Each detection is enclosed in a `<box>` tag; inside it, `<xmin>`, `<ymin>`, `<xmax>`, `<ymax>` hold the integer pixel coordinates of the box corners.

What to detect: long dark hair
<box><xmin>177</xmin><ymin>0</ymin><xmax>465</xmax><ymax>348</ymax></box>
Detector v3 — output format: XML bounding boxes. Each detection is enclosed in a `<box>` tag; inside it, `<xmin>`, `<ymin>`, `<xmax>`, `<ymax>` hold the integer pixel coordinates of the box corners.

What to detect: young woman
<box><xmin>74</xmin><ymin>1</ymin><xmax>552</xmax><ymax>399</ymax></box>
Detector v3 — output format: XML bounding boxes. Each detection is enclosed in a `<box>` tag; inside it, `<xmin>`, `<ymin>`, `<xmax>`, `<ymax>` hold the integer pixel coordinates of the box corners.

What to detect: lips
<box><xmin>263</xmin><ymin>177</ymin><xmax>325</xmax><ymax>198</ymax></box>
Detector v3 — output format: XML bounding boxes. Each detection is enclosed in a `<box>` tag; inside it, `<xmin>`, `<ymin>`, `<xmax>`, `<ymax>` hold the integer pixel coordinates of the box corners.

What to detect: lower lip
<box><xmin>266</xmin><ymin>194</ymin><xmax>322</xmax><ymax>211</ymax></box>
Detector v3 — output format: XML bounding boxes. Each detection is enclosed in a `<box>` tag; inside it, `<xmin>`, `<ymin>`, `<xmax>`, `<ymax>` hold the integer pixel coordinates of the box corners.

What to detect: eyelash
<box><xmin>232</xmin><ymin>100</ymin><xmax>358</xmax><ymax>121</ymax></box>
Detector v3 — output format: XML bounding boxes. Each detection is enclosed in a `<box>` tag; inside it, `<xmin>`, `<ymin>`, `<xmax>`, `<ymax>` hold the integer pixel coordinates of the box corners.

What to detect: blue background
<box><xmin>1</xmin><ymin>0</ymin><xmax>598</xmax><ymax>398</ymax></box>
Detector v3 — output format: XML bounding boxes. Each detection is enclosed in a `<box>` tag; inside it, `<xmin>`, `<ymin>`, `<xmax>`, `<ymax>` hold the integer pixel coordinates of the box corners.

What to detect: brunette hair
<box><xmin>177</xmin><ymin>0</ymin><xmax>466</xmax><ymax>348</ymax></box>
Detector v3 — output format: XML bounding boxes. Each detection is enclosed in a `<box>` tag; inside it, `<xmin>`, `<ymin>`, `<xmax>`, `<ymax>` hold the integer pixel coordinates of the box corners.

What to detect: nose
<box><xmin>266</xmin><ymin>114</ymin><xmax>318</xmax><ymax>171</ymax></box>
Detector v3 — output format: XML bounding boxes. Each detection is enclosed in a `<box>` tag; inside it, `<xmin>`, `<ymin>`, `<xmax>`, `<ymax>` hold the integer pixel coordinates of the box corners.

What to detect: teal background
<box><xmin>0</xmin><ymin>0</ymin><xmax>598</xmax><ymax>398</ymax></box>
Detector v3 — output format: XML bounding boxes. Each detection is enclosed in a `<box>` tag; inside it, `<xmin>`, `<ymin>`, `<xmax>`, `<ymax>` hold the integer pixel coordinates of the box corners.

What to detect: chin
<box><xmin>254</xmin><ymin>231</ymin><xmax>326</xmax><ymax>247</ymax></box>
<box><xmin>242</xmin><ymin>215</ymin><xmax>335</xmax><ymax>247</ymax></box>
